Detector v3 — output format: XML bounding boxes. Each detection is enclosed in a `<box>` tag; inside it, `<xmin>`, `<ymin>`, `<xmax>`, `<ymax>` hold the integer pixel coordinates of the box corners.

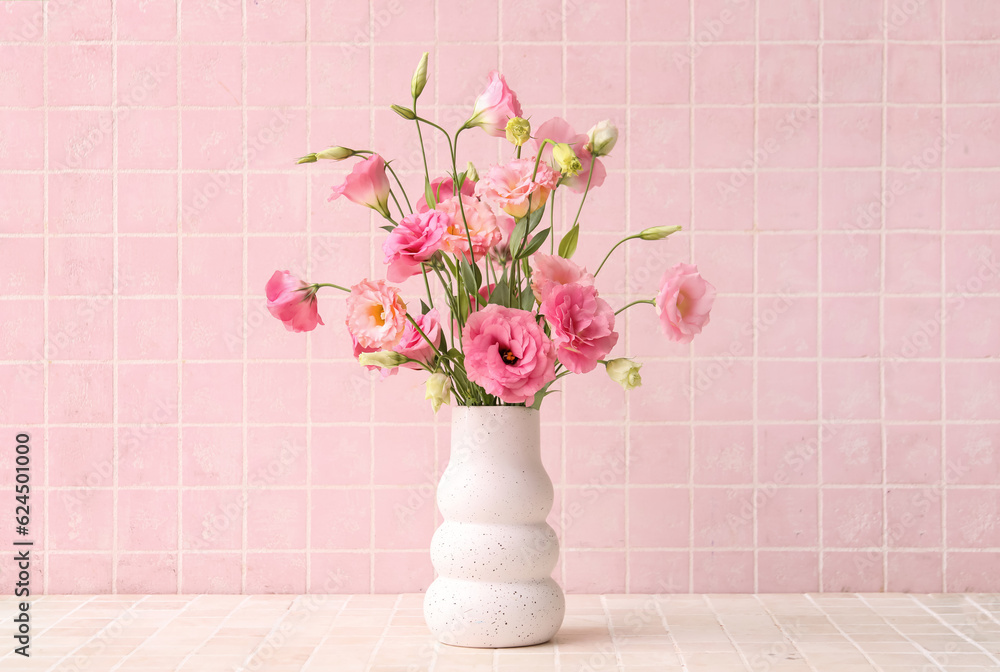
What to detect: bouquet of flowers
<box><xmin>266</xmin><ymin>53</ymin><xmax>715</xmax><ymax>411</ymax></box>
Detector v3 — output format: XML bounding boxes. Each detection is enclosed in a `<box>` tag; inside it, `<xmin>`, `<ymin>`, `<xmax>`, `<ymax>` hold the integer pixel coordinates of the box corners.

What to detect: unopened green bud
<box><xmin>391</xmin><ymin>104</ymin><xmax>416</xmax><ymax>120</ymax></box>
<box><xmin>359</xmin><ymin>351</ymin><xmax>408</xmax><ymax>369</ymax></box>
<box><xmin>639</xmin><ymin>225</ymin><xmax>682</xmax><ymax>241</ymax></box>
<box><xmin>411</xmin><ymin>52</ymin><xmax>429</xmax><ymax>100</ymax></box>
<box><xmin>316</xmin><ymin>146</ymin><xmax>355</xmax><ymax>161</ymax></box>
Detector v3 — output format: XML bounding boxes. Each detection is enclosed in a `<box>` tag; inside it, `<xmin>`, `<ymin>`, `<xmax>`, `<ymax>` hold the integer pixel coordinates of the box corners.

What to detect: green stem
<box><xmin>412</xmin><ymin>98</ymin><xmax>432</xmax><ymax>185</ymax></box>
<box><xmin>595</xmin><ymin>234</ymin><xmax>641</xmax><ymax>276</ymax></box>
<box><xmin>405</xmin><ymin>314</ymin><xmax>444</xmax><ymax>360</ymax></box>
<box><xmin>413</xmin><ymin>116</ymin><xmax>455</xmax><ymax>156</ymax></box>
<box><xmin>384</xmin><ymin>163</ymin><xmax>413</xmax><ymax>214</ymax></box>
<box><xmin>549</xmin><ymin>191</ymin><xmax>556</xmax><ymax>254</ymax></box>
<box><xmin>530</xmin><ymin>139</ymin><xmax>553</xmax><ymax>182</ymax></box>
<box><xmin>614</xmin><ymin>299</ymin><xmax>655</xmax><ymax>316</ymax></box>
<box><xmin>421</xmin><ymin>264</ymin><xmax>433</xmax><ymax>306</ymax></box>
<box><xmin>449</xmin><ymin>126</ymin><xmax>477</xmax><ymax>271</ymax></box>
<box><xmin>571</xmin><ymin>163</ymin><xmax>596</xmax><ymax>229</ymax></box>
<box><xmin>310</xmin><ymin>283</ymin><xmax>350</xmax><ymax>293</ymax></box>
<box><xmin>388</xmin><ymin>190</ymin><xmax>406</xmax><ymax>221</ymax></box>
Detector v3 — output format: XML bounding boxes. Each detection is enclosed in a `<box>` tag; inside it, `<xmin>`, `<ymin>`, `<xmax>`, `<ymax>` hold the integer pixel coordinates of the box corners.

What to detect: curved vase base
<box><xmin>424</xmin><ymin>577</ymin><xmax>566</xmax><ymax>648</ymax></box>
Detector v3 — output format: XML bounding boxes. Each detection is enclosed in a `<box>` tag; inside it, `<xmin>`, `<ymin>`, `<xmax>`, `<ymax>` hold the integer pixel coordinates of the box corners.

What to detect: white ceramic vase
<box><xmin>423</xmin><ymin>406</ymin><xmax>565</xmax><ymax>648</ymax></box>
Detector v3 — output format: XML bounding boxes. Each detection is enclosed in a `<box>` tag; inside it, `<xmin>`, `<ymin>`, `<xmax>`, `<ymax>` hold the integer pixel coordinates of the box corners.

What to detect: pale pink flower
<box><xmin>328</xmin><ymin>154</ymin><xmax>392</xmax><ymax>218</ymax></box>
<box><xmin>395</xmin><ymin>309</ymin><xmax>441</xmax><ymax>368</ymax></box>
<box><xmin>345</xmin><ymin>279</ymin><xmax>408</xmax><ymax>349</ymax></box>
<box><xmin>465</xmin><ymin>71</ymin><xmax>523</xmax><ymax>137</ymax></box>
<box><xmin>416</xmin><ymin>175</ymin><xmax>476</xmax><ymax>212</ymax></box>
<box><xmin>656</xmin><ymin>263</ymin><xmax>716</xmax><ymax>343</ymax></box>
<box><xmin>265</xmin><ymin>271</ymin><xmax>324</xmax><ymax>333</ymax></box>
<box><xmin>462</xmin><ymin>305</ymin><xmax>557</xmax><ymax>405</ymax></box>
<box><xmin>435</xmin><ymin>194</ymin><xmax>502</xmax><ymax>261</ymax></box>
<box><xmin>382</xmin><ymin>210</ymin><xmax>450</xmax><ymax>282</ymax></box>
<box><xmin>540</xmin><ymin>283</ymin><xmax>619</xmax><ymax>374</ymax></box>
<box><xmin>475</xmin><ymin>158</ymin><xmax>560</xmax><ymax>220</ymax></box>
<box><xmin>528</xmin><ymin>117</ymin><xmax>607</xmax><ymax>194</ymax></box>
<box><xmin>530</xmin><ymin>254</ymin><xmax>595</xmax><ymax>303</ymax></box>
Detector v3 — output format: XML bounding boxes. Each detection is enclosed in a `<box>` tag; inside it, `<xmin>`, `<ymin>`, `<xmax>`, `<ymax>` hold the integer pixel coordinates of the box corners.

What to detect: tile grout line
<box><xmin>42</xmin><ymin>0</ymin><xmax>49</xmax><ymax>595</ymax></box>
<box><xmin>175</xmin><ymin>0</ymin><xmax>184</xmax><ymax>595</ymax></box>
<box><xmin>361</xmin><ymin>593</ymin><xmax>402</xmax><ymax>671</ymax></box>
<box><xmin>558</xmin><ymin>0</ymin><xmax>568</xmax><ymax>595</ymax></box>
<box><xmin>752</xmin><ymin>0</ymin><xmax>760</xmax><ymax>594</ymax></box>
<box><xmin>174</xmin><ymin>595</ymin><xmax>255</xmax><ymax>668</ymax></box>
<box><xmin>368</xmin><ymin>0</ymin><xmax>376</xmax><ymax>594</ymax></box>
<box><xmin>909</xmin><ymin>594</ymin><xmax>1000</xmax><ymax>666</ymax></box>
<box><xmin>300</xmin><ymin>594</ymin><xmax>352</xmax><ymax>670</ymax></box>
<box><xmin>598</xmin><ymin>594</ymin><xmax>626</xmax><ymax>671</ymax></box>
<box><xmin>851</xmin><ymin>594</ymin><xmax>947</xmax><ymax>670</ymax></box>
<box><xmin>816</xmin><ymin>0</ymin><xmax>825</xmax><ymax>593</ymax></box>
<box><xmin>305</xmin><ymin>0</ymin><xmax>313</xmax><ymax>596</ymax></box>
<box><xmin>651</xmin><ymin>597</ymin><xmax>690</xmax><ymax>671</ymax></box>
<box><xmin>0</xmin><ymin>595</ymin><xmax>99</xmax><ymax>663</ymax></box>
<box><xmin>11</xmin><ymin>37</ymin><xmax>1000</xmax><ymax>46</ymax></box>
<box><xmin>623</xmin><ymin>0</ymin><xmax>631</xmax><ymax>595</ymax></box>
<box><xmin>939</xmin><ymin>0</ymin><xmax>949</xmax><ymax>593</ymax></box>
<box><xmin>111</xmin><ymin>0</ymin><xmax>119</xmax><ymax>595</ymax></box>
<box><xmin>879</xmin><ymin>0</ymin><xmax>890</xmax><ymax>592</ymax></box>
<box><xmin>48</xmin><ymin>595</ymin><xmax>152</xmax><ymax>669</ymax></box>
<box><xmin>686</xmin><ymin>0</ymin><xmax>695</xmax><ymax>595</ymax></box>
<box><xmin>753</xmin><ymin>595</ymin><xmax>822</xmax><ymax>672</ymax></box>
<box><xmin>701</xmin><ymin>595</ymin><xmax>757</xmax><ymax>672</ymax></box>
<box><xmin>806</xmin><ymin>594</ymin><xmax>927</xmax><ymax>671</ymax></box>
<box><xmin>241</xmin><ymin>0</ymin><xmax>249</xmax><ymax>595</ymax></box>
<box><xmin>108</xmin><ymin>594</ymin><xmax>209</xmax><ymax>671</ymax></box>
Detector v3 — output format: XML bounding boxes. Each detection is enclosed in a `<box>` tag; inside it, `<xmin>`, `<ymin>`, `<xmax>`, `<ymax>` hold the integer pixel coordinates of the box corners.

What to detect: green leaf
<box><xmin>517</xmin><ymin>227</ymin><xmax>550</xmax><ymax>259</ymax></box>
<box><xmin>420</xmin><ymin>299</ymin><xmax>431</xmax><ymax>315</ymax></box>
<box><xmin>423</xmin><ymin>176</ymin><xmax>437</xmax><ymax>209</ymax></box>
<box><xmin>529</xmin><ymin>383</ymin><xmax>559</xmax><ymax>410</ymax></box>
<box><xmin>508</xmin><ymin>219</ymin><xmax>528</xmax><ymax>258</ymax></box>
<box><xmin>488</xmin><ymin>278</ymin><xmax>509</xmax><ymax>306</ymax></box>
<box><xmin>380</xmin><ymin>225</ymin><xmax>395</xmax><ymax>232</ymax></box>
<box><xmin>558</xmin><ymin>224</ymin><xmax>580</xmax><ymax>259</ymax></box>
<box><xmin>456</xmin><ymin>275</ymin><xmax>471</xmax><ymax>323</ymax></box>
<box><xmin>520</xmin><ymin>286</ymin><xmax>536</xmax><ymax>310</ymax></box>
<box><xmin>526</xmin><ymin>206</ymin><xmax>546</xmax><ymax>233</ymax></box>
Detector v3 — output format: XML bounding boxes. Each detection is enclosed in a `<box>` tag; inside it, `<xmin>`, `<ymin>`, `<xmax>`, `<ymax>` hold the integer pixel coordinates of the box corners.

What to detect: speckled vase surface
<box><xmin>424</xmin><ymin>406</ymin><xmax>566</xmax><ymax>648</ymax></box>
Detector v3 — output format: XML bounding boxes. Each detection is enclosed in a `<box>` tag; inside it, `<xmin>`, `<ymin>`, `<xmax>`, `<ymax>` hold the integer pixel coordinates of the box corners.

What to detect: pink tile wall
<box><xmin>0</xmin><ymin>0</ymin><xmax>998</xmax><ymax>595</ymax></box>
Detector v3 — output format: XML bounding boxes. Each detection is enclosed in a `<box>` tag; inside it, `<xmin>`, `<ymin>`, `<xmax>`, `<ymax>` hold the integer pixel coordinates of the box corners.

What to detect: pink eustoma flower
<box><xmin>355</xmin><ymin>309</ymin><xmax>441</xmax><ymax>379</ymax></box>
<box><xmin>656</xmin><ymin>263</ymin><xmax>716</xmax><ymax>343</ymax></box>
<box><xmin>475</xmin><ymin>158</ymin><xmax>560</xmax><ymax>220</ymax></box>
<box><xmin>265</xmin><ymin>270</ymin><xmax>324</xmax><ymax>333</ymax></box>
<box><xmin>540</xmin><ymin>283</ymin><xmax>619</xmax><ymax>374</ymax></box>
<box><xmin>382</xmin><ymin>210</ymin><xmax>450</xmax><ymax>283</ymax></box>
<box><xmin>462</xmin><ymin>305</ymin><xmax>557</xmax><ymax>405</ymax></box>
<box><xmin>465</xmin><ymin>71</ymin><xmax>523</xmax><ymax>137</ymax></box>
<box><xmin>346</xmin><ymin>278</ymin><xmax>408</xmax><ymax>349</ymax></box>
<box><xmin>435</xmin><ymin>194</ymin><xmax>503</xmax><ymax>261</ymax></box>
<box><xmin>328</xmin><ymin>154</ymin><xmax>392</xmax><ymax>218</ymax></box>
<box><xmin>528</xmin><ymin>117</ymin><xmax>606</xmax><ymax>194</ymax></box>
<box><xmin>416</xmin><ymin>176</ymin><xmax>476</xmax><ymax>212</ymax></box>
<box><xmin>395</xmin><ymin>309</ymin><xmax>442</xmax><ymax>368</ymax></box>
<box><xmin>530</xmin><ymin>254</ymin><xmax>595</xmax><ymax>303</ymax></box>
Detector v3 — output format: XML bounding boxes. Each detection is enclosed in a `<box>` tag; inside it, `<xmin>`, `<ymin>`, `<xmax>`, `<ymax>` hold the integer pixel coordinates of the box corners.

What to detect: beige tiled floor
<box><xmin>1</xmin><ymin>593</ymin><xmax>999</xmax><ymax>671</ymax></box>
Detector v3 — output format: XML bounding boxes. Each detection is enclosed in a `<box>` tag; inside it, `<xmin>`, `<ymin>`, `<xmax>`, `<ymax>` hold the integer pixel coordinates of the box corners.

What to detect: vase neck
<box><xmin>450</xmin><ymin>406</ymin><xmax>541</xmax><ymax>462</ymax></box>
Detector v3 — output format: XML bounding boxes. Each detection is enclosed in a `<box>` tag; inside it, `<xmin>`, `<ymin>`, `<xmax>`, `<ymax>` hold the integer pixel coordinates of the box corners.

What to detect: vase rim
<box><xmin>454</xmin><ymin>404</ymin><xmax>539</xmax><ymax>415</ymax></box>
